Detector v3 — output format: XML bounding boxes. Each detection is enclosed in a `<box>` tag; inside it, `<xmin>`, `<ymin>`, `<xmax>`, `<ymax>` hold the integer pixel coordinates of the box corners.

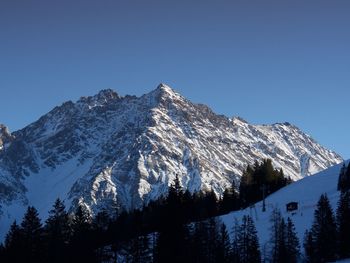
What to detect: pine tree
<box><xmin>221</xmin><ymin>181</ymin><xmax>239</xmax><ymax>213</ymax></box>
<box><xmin>237</xmin><ymin>215</ymin><xmax>261</xmax><ymax>263</ymax></box>
<box><xmin>276</xmin><ymin>218</ymin><xmax>287</xmax><ymax>263</ymax></box>
<box><xmin>126</xmin><ymin>235</ymin><xmax>151</xmax><ymax>263</ymax></box>
<box><xmin>169</xmin><ymin>174</ymin><xmax>183</xmax><ymax>198</ymax></box>
<box><xmin>72</xmin><ymin>204</ymin><xmax>91</xmax><ymax>233</ymax></box>
<box><xmin>303</xmin><ymin>230</ymin><xmax>315</xmax><ymax>263</ymax></box>
<box><xmin>93</xmin><ymin>209</ymin><xmax>111</xmax><ymax>232</ymax></box>
<box><xmin>141</xmin><ymin>235</ymin><xmax>151</xmax><ymax>263</ymax></box>
<box><xmin>239</xmin><ymin>165</ymin><xmax>253</xmax><ymax>207</ymax></box>
<box><xmin>4</xmin><ymin>220</ymin><xmax>22</xmax><ymax>262</ymax></box>
<box><xmin>0</xmin><ymin>243</ymin><xmax>4</xmax><ymax>261</ymax></box>
<box><xmin>20</xmin><ymin>206</ymin><xmax>44</xmax><ymax>262</ymax></box>
<box><xmin>45</xmin><ymin>198</ymin><xmax>71</xmax><ymax>262</ymax></box>
<box><xmin>310</xmin><ymin>194</ymin><xmax>337</xmax><ymax>262</ymax></box>
<box><xmin>338</xmin><ymin>163</ymin><xmax>350</xmax><ymax>192</ymax></box>
<box><xmin>268</xmin><ymin>210</ymin><xmax>300</xmax><ymax>263</ymax></box>
<box><xmin>336</xmin><ymin>190</ymin><xmax>350</xmax><ymax>258</ymax></box>
<box><xmin>70</xmin><ymin>204</ymin><xmax>95</xmax><ymax>262</ymax></box>
<box><xmin>205</xmin><ymin>189</ymin><xmax>218</xmax><ymax>217</ymax></box>
<box><xmin>216</xmin><ymin>223</ymin><xmax>231</xmax><ymax>263</ymax></box>
<box><xmin>239</xmin><ymin>160</ymin><xmax>289</xmax><ymax>207</ymax></box>
<box><xmin>231</xmin><ymin>218</ymin><xmax>241</xmax><ymax>263</ymax></box>
<box><xmin>269</xmin><ymin>208</ymin><xmax>283</xmax><ymax>262</ymax></box>
<box><xmin>345</xmin><ymin>163</ymin><xmax>350</xmax><ymax>192</ymax></box>
<box><xmin>155</xmin><ymin>223</ymin><xmax>190</xmax><ymax>263</ymax></box>
<box><xmin>285</xmin><ymin>217</ymin><xmax>300</xmax><ymax>263</ymax></box>
<box><xmin>155</xmin><ymin>176</ymin><xmax>190</xmax><ymax>263</ymax></box>
<box><xmin>337</xmin><ymin>163</ymin><xmax>347</xmax><ymax>191</ymax></box>
<box><xmin>207</xmin><ymin>217</ymin><xmax>220</xmax><ymax>262</ymax></box>
<box><xmin>190</xmin><ymin>220</ymin><xmax>209</xmax><ymax>263</ymax></box>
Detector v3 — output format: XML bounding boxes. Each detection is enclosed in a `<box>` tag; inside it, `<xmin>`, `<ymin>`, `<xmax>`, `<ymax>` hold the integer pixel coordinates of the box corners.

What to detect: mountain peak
<box><xmin>154</xmin><ymin>83</ymin><xmax>178</xmax><ymax>96</ymax></box>
<box><xmin>143</xmin><ymin>83</ymin><xmax>181</xmax><ymax>106</ymax></box>
<box><xmin>0</xmin><ymin>124</ymin><xmax>14</xmax><ymax>149</ymax></box>
<box><xmin>0</xmin><ymin>124</ymin><xmax>11</xmax><ymax>137</ymax></box>
<box><xmin>156</xmin><ymin>82</ymin><xmax>172</xmax><ymax>90</ymax></box>
<box><xmin>77</xmin><ymin>89</ymin><xmax>120</xmax><ymax>108</ymax></box>
<box><xmin>95</xmin><ymin>89</ymin><xmax>119</xmax><ymax>100</ymax></box>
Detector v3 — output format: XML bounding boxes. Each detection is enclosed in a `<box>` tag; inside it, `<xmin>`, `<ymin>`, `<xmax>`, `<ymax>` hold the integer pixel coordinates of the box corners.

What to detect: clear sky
<box><xmin>0</xmin><ymin>0</ymin><xmax>349</xmax><ymax>158</ymax></box>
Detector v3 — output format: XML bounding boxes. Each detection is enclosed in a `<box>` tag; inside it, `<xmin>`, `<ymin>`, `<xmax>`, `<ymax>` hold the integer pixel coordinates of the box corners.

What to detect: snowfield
<box><xmin>221</xmin><ymin>160</ymin><xmax>348</xmax><ymax>257</ymax></box>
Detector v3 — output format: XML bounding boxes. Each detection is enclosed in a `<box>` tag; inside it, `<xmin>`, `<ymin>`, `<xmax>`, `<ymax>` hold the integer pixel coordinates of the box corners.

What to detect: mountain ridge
<box><xmin>0</xmin><ymin>84</ymin><xmax>342</xmax><ymax>240</ymax></box>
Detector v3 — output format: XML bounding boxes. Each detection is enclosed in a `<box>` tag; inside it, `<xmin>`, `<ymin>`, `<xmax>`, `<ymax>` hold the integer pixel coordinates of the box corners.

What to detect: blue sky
<box><xmin>0</xmin><ymin>0</ymin><xmax>349</xmax><ymax>158</ymax></box>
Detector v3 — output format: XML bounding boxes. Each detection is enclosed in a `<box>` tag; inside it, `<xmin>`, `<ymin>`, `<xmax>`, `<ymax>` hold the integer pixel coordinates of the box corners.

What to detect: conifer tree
<box><xmin>231</xmin><ymin>218</ymin><xmax>241</xmax><ymax>263</ymax></box>
<box><xmin>285</xmin><ymin>217</ymin><xmax>300</xmax><ymax>263</ymax></box>
<box><xmin>337</xmin><ymin>163</ymin><xmax>347</xmax><ymax>191</ymax></box>
<box><xmin>269</xmin><ymin>208</ymin><xmax>283</xmax><ymax>262</ymax></box>
<box><xmin>236</xmin><ymin>215</ymin><xmax>261</xmax><ymax>263</ymax></box>
<box><xmin>72</xmin><ymin>204</ymin><xmax>91</xmax><ymax>233</ymax></box>
<box><xmin>205</xmin><ymin>189</ymin><xmax>218</xmax><ymax>217</ymax></box>
<box><xmin>168</xmin><ymin>174</ymin><xmax>183</xmax><ymax>199</ymax></box>
<box><xmin>45</xmin><ymin>198</ymin><xmax>71</xmax><ymax>262</ymax></box>
<box><xmin>338</xmin><ymin>163</ymin><xmax>350</xmax><ymax>192</ymax></box>
<box><xmin>268</xmin><ymin>210</ymin><xmax>300</xmax><ymax>263</ymax></box>
<box><xmin>275</xmin><ymin>218</ymin><xmax>287</xmax><ymax>263</ymax></box>
<box><xmin>0</xmin><ymin>243</ymin><xmax>4</xmax><ymax>261</ymax></box>
<box><xmin>216</xmin><ymin>223</ymin><xmax>231</xmax><ymax>263</ymax></box>
<box><xmin>207</xmin><ymin>217</ymin><xmax>220</xmax><ymax>262</ymax></box>
<box><xmin>239</xmin><ymin>165</ymin><xmax>253</xmax><ymax>207</ymax></box>
<box><xmin>221</xmin><ymin>181</ymin><xmax>239</xmax><ymax>213</ymax></box>
<box><xmin>4</xmin><ymin>220</ymin><xmax>22</xmax><ymax>262</ymax></box>
<box><xmin>155</xmin><ymin>223</ymin><xmax>190</xmax><ymax>263</ymax></box>
<box><xmin>93</xmin><ymin>209</ymin><xmax>111</xmax><ymax>232</ymax></box>
<box><xmin>303</xmin><ymin>230</ymin><xmax>315</xmax><ymax>263</ymax></box>
<box><xmin>20</xmin><ymin>206</ymin><xmax>44</xmax><ymax>262</ymax></box>
<box><xmin>155</xmin><ymin>176</ymin><xmax>190</xmax><ymax>263</ymax></box>
<box><xmin>191</xmin><ymin>220</ymin><xmax>209</xmax><ymax>263</ymax></box>
<box><xmin>336</xmin><ymin>190</ymin><xmax>350</xmax><ymax>258</ymax></box>
<box><xmin>239</xmin><ymin>159</ymin><xmax>289</xmax><ymax>207</ymax></box>
<box><xmin>70</xmin><ymin>204</ymin><xmax>95</xmax><ymax>262</ymax></box>
<box><xmin>126</xmin><ymin>235</ymin><xmax>151</xmax><ymax>263</ymax></box>
<box><xmin>310</xmin><ymin>194</ymin><xmax>337</xmax><ymax>262</ymax></box>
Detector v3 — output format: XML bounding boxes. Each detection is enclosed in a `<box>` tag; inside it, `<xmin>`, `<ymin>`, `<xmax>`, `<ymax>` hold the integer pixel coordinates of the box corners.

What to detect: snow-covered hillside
<box><xmin>0</xmin><ymin>84</ymin><xmax>342</xmax><ymax>240</ymax></box>
<box><xmin>221</xmin><ymin>160</ymin><xmax>348</xmax><ymax>256</ymax></box>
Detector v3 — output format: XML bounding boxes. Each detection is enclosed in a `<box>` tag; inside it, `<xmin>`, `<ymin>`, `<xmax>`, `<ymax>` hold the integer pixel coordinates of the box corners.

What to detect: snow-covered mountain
<box><xmin>0</xmin><ymin>84</ymin><xmax>342</xmax><ymax>239</ymax></box>
<box><xmin>221</xmin><ymin>160</ymin><xmax>349</xmax><ymax>256</ymax></box>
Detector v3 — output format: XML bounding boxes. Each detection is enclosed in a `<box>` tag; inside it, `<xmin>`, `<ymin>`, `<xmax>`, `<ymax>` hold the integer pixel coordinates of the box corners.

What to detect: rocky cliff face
<box><xmin>0</xmin><ymin>124</ymin><xmax>14</xmax><ymax>151</ymax></box>
<box><xmin>0</xmin><ymin>84</ymin><xmax>342</xmax><ymax>235</ymax></box>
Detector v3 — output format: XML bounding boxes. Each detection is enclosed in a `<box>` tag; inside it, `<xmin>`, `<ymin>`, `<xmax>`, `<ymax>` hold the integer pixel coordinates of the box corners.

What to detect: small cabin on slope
<box><xmin>286</xmin><ymin>201</ymin><xmax>298</xmax><ymax>212</ymax></box>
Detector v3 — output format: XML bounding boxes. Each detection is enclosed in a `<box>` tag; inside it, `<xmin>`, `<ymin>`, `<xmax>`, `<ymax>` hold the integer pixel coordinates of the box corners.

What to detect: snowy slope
<box><xmin>221</xmin><ymin>160</ymin><xmax>348</xmax><ymax>256</ymax></box>
<box><xmin>0</xmin><ymin>84</ymin><xmax>342</xmax><ymax>240</ymax></box>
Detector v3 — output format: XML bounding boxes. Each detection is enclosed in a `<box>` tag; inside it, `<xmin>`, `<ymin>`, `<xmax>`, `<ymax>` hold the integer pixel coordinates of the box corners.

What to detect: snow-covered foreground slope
<box><xmin>221</xmin><ymin>160</ymin><xmax>348</xmax><ymax>255</ymax></box>
<box><xmin>0</xmin><ymin>84</ymin><xmax>342</xmax><ymax>241</ymax></box>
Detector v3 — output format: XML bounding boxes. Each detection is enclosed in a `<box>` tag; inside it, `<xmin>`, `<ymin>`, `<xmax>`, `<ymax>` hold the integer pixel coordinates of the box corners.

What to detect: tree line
<box><xmin>0</xmin><ymin>159</ymin><xmax>291</xmax><ymax>262</ymax></box>
<box><xmin>0</xmin><ymin>181</ymin><xmax>295</xmax><ymax>263</ymax></box>
<box><xmin>2</xmin><ymin>160</ymin><xmax>349</xmax><ymax>262</ymax></box>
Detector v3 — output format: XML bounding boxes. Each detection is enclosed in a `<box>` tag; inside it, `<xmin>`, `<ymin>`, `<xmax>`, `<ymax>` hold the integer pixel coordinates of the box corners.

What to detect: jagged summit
<box><xmin>156</xmin><ymin>82</ymin><xmax>176</xmax><ymax>93</ymax></box>
<box><xmin>77</xmin><ymin>88</ymin><xmax>120</xmax><ymax>109</ymax></box>
<box><xmin>0</xmin><ymin>84</ymin><xmax>343</xmax><ymax>241</ymax></box>
<box><xmin>95</xmin><ymin>88</ymin><xmax>120</xmax><ymax>100</ymax></box>
<box><xmin>0</xmin><ymin>124</ymin><xmax>11</xmax><ymax>136</ymax></box>
<box><xmin>147</xmin><ymin>83</ymin><xmax>179</xmax><ymax>100</ymax></box>
<box><xmin>0</xmin><ymin>124</ymin><xmax>14</xmax><ymax>150</ymax></box>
